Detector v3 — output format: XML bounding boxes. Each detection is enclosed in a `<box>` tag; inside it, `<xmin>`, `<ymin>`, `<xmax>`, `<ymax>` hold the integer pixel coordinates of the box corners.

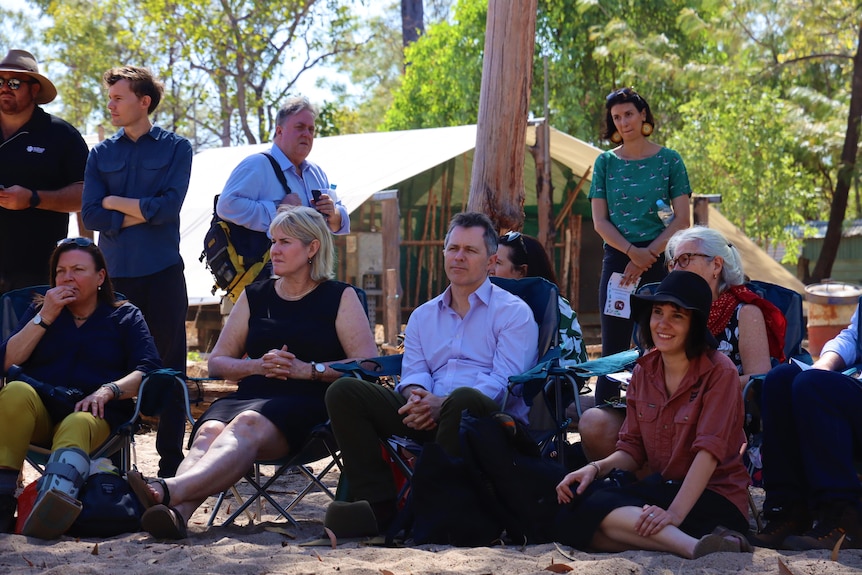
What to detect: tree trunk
<box><xmin>529</xmin><ymin>120</ymin><xmax>554</xmax><ymax>251</ymax></box>
<box><xmin>468</xmin><ymin>0</ymin><xmax>538</xmax><ymax>232</ymax></box>
<box><xmin>811</xmin><ymin>21</ymin><xmax>862</xmax><ymax>282</ymax></box>
<box><xmin>401</xmin><ymin>0</ymin><xmax>424</xmax><ymax>48</ymax></box>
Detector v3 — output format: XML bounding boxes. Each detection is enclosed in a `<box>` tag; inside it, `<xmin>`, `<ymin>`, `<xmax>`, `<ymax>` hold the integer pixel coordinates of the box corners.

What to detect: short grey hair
<box><xmin>444</xmin><ymin>212</ymin><xmax>498</xmax><ymax>257</ymax></box>
<box><xmin>275</xmin><ymin>96</ymin><xmax>317</xmax><ymax>128</ymax></box>
<box><xmin>270</xmin><ymin>206</ymin><xmax>335</xmax><ymax>282</ymax></box>
<box><xmin>666</xmin><ymin>226</ymin><xmax>745</xmax><ymax>293</ymax></box>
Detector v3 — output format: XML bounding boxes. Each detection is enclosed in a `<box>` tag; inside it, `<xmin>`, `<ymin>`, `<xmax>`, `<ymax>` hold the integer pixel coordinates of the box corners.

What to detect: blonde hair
<box><xmin>270</xmin><ymin>206</ymin><xmax>335</xmax><ymax>282</ymax></box>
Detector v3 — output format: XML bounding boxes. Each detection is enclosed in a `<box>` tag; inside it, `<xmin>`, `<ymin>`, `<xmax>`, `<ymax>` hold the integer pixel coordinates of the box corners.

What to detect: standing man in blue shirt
<box><xmin>82</xmin><ymin>66</ymin><xmax>192</xmax><ymax>478</ymax></box>
<box><xmin>217</xmin><ymin>96</ymin><xmax>349</xmax><ymax>238</ymax></box>
<box><xmin>325</xmin><ymin>212</ymin><xmax>538</xmax><ymax>533</ymax></box>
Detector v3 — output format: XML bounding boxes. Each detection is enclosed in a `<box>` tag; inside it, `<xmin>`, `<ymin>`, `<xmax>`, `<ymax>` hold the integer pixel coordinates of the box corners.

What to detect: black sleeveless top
<box><xmin>236</xmin><ymin>278</ymin><xmax>349</xmax><ymax>398</ymax></box>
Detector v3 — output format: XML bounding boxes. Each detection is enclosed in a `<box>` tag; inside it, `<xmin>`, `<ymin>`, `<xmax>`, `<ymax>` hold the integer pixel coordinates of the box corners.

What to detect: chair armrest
<box><xmin>330</xmin><ymin>355</ymin><xmax>404</xmax><ymax>383</ymax></box>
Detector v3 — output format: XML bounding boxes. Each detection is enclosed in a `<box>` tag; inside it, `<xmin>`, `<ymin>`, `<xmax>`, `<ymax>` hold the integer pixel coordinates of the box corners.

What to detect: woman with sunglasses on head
<box><xmin>0</xmin><ymin>237</ymin><xmax>160</xmax><ymax>538</ymax></box>
<box><xmin>129</xmin><ymin>207</ymin><xmax>377</xmax><ymax>539</ymax></box>
<box><xmin>555</xmin><ymin>271</ymin><xmax>752</xmax><ymax>559</ymax></box>
<box><xmin>492</xmin><ymin>231</ymin><xmax>587</xmax><ymax>364</ymax></box>
<box><xmin>579</xmin><ymin>225</ymin><xmax>785</xmax><ymax>461</ymax></box>
<box><xmin>590</xmin><ymin>87</ymin><xmax>692</xmax><ymax>408</ymax></box>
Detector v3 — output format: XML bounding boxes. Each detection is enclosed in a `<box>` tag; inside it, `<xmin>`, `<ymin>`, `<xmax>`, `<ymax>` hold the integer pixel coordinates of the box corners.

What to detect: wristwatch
<box><xmin>311</xmin><ymin>361</ymin><xmax>326</xmax><ymax>381</ymax></box>
<box><xmin>33</xmin><ymin>313</ymin><xmax>51</xmax><ymax>329</ymax></box>
<box><xmin>28</xmin><ymin>188</ymin><xmax>40</xmax><ymax>209</ymax></box>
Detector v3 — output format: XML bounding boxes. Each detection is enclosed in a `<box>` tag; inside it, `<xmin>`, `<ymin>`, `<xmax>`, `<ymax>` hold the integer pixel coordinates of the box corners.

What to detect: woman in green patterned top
<box><xmin>590</xmin><ymin>87</ymin><xmax>692</xmax><ymax>406</ymax></box>
<box><xmin>492</xmin><ymin>232</ymin><xmax>587</xmax><ymax>364</ymax></box>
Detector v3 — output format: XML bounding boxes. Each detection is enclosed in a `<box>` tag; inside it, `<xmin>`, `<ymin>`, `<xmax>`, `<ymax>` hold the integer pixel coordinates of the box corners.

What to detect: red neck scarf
<box><xmin>708</xmin><ymin>285</ymin><xmax>787</xmax><ymax>362</ymax></box>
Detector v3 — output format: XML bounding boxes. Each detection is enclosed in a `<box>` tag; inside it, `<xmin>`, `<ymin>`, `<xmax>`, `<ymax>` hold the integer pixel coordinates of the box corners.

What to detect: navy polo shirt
<box><xmin>0</xmin><ymin>107</ymin><xmax>88</xmax><ymax>287</ymax></box>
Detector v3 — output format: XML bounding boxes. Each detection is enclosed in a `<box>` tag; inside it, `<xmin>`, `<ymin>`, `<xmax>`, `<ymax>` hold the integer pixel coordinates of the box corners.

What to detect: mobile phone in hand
<box><xmin>311</xmin><ymin>189</ymin><xmax>322</xmax><ymax>203</ymax></box>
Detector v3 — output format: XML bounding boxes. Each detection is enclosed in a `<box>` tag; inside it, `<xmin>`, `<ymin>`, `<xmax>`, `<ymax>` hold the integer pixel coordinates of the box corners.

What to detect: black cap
<box><xmin>631</xmin><ymin>271</ymin><xmax>718</xmax><ymax>348</ymax></box>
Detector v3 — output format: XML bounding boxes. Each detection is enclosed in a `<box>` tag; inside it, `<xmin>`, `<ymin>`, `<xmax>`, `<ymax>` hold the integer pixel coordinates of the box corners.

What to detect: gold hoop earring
<box><xmin>610</xmin><ymin>131</ymin><xmax>622</xmax><ymax>144</ymax></box>
<box><xmin>641</xmin><ymin>123</ymin><xmax>654</xmax><ymax>137</ymax></box>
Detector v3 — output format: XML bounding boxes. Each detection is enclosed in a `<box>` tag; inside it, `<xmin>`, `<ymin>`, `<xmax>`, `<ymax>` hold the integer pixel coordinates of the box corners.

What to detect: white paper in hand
<box><xmin>604</xmin><ymin>272</ymin><xmax>640</xmax><ymax>319</ymax></box>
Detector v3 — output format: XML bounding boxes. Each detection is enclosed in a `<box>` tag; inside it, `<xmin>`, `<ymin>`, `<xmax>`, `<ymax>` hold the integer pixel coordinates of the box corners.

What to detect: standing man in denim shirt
<box><xmin>217</xmin><ymin>96</ymin><xmax>349</xmax><ymax>239</ymax></box>
<box><xmin>82</xmin><ymin>66</ymin><xmax>192</xmax><ymax>478</ymax></box>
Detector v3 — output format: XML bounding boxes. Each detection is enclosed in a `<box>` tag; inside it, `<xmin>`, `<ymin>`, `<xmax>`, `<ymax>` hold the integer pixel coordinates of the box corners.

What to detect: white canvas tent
<box><xmin>180</xmin><ymin>124</ymin><xmax>607</xmax><ymax>303</ymax></box>
<box><xmin>178</xmin><ymin>124</ymin><xmax>803</xmax><ymax>304</ymax></box>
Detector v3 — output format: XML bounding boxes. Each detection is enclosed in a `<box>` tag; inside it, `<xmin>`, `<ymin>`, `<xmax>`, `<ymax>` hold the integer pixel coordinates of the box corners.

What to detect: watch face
<box><xmin>315</xmin><ymin>362</ymin><xmax>325</xmax><ymax>373</ymax></box>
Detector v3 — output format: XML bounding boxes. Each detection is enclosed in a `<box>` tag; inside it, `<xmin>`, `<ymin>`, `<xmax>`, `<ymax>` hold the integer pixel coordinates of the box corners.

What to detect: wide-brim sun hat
<box><xmin>0</xmin><ymin>49</ymin><xmax>57</xmax><ymax>104</ymax></box>
<box><xmin>631</xmin><ymin>270</ymin><xmax>719</xmax><ymax>348</ymax></box>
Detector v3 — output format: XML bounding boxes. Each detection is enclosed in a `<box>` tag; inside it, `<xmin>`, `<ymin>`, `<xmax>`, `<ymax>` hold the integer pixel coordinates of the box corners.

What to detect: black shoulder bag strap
<box><xmin>261</xmin><ymin>152</ymin><xmax>293</xmax><ymax>196</ymax></box>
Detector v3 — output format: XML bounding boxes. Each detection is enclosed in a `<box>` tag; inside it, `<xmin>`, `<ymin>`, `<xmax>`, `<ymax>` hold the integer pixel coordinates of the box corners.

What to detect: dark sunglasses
<box><xmin>500</xmin><ymin>231</ymin><xmax>523</xmax><ymax>244</ymax></box>
<box><xmin>606</xmin><ymin>87</ymin><xmax>642</xmax><ymax>104</ymax></box>
<box><xmin>667</xmin><ymin>252</ymin><xmax>712</xmax><ymax>270</ymax></box>
<box><xmin>57</xmin><ymin>237</ymin><xmax>94</xmax><ymax>247</ymax></box>
<box><xmin>0</xmin><ymin>78</ymin><xmax>36</xmax><ymax>91</ymax></box>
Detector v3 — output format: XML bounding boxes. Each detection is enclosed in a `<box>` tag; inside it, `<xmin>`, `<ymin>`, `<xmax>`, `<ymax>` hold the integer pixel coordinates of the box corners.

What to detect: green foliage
<box><xmin>382</xmin><ymin>0</ymin><xmax>487</xmax><ymax>130</ymax></box>
<box><xmin>667</xmin><ymin>85</ymin><xmax>818</xmax><ymax>261</ymax></box>
<box><xmin>34</xmin><ymin>0</ymin><xmax>363</xmax><ymax>146</ymax></box>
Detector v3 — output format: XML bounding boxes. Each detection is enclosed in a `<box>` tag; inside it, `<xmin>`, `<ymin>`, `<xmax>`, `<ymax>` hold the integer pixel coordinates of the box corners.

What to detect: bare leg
<box><xmin>579</xmin><ymin>407</ymin><xmax>625</xmax><ymax>462</ymax></box>
<box><xmin>592</xmin><ymin>506</ymin><xmax>698</xmax><ymax>557</ymax></box>
<box><xmin>146</xmin><ymin>411</ymin><xmax>291</xmax><ymax>521</ymax></box>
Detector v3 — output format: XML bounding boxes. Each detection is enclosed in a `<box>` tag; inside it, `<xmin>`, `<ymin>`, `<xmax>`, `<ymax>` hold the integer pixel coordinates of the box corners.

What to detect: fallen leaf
<box><xmin>264</xmin><ymin>525</ymin><xmax>296</xmax><ymax>539</ymax></box>
<box><xmin>553</xmin><ymin>542</ymin><xmax>578</xmax><ymax>562</ymax></box>
<box><xmin>831</xmin><ymin>533</ymin><xmax>846</xmax><ymax>562</ymax></box>
<box><xmin>325</xmin><ymin>527</ymin><xmax>337</xmax><ymax>549</ymax></box>
<box><xmin>545</xmin><ymin>561</ymin><xmax>573</xmax><ymax>573</ymax></box>
<box><xmin>21</xmin><ymin>555</ymin><xmax>33</xmax><ymax>567</ymax></box>
<box><xmin>380</xmin><ymin>570</ymin><xmax>395</xmax><ymax>575</ymax></box>
<box><xmin>91</xmin><ymin>543</ymin><xmax>99</xmax><ymax>556</ymax></box>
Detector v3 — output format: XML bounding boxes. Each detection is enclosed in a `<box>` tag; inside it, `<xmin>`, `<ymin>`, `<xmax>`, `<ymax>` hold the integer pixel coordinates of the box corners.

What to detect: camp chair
<box><xmin>205</xmin><ymin>287</ymin><xmax>369</xmax><ymax>527</ymax></box>
<box><xmin>2</xmin><ymin>285</ymin><xmax>50</xmax><ymax>342</ymax></box>
<box><xmin>25</xmin><ymin>368</ymin><xmax>198</xmax><ymax>476</ymax></box>
<box><xmin>206</xmin><ymin>423</ymin><xmax>342</xmax><ymax>528</ymax></box>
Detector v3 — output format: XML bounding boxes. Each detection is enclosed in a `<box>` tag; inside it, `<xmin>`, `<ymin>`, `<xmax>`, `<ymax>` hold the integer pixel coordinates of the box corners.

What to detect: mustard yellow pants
<box><xmin>0</xmin><ymin>381</ymin><xmax>110</xmax><ymax>470</ymax></box>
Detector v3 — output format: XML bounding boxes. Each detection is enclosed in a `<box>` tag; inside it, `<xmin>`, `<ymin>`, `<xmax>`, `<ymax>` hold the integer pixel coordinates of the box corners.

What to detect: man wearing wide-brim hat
<box><xmin>0</xmin><ymin>49</ymin><xmax>88</xmax><ymax>296</ymax></box>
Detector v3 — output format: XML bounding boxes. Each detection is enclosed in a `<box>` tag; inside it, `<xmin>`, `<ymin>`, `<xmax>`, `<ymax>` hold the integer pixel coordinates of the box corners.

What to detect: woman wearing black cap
<box><xmin>555</xmin><ymin>271</ymin><xmax>751</xmax><ymax>559</ymax></box>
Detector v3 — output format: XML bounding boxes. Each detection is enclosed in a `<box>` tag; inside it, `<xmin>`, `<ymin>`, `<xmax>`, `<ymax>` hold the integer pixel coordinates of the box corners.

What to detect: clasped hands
<box><xmin>262</xmin><ymin>345</ymin><xmax>304</xmax><ymax>380</ymax></box>
<box><xmin>398</xmin><ymin>387</ymin><xmax>443</xmax><ymax>431</ymax></box>
<box><xmin>620</xmin><ymin>246</ymin><xmax>659</xmax><ymax>287</ymax></box>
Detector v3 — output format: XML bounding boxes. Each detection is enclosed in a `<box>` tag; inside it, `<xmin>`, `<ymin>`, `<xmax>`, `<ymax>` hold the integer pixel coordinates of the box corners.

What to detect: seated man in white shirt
<box><xmin>325</xmin><ymin>211</ymin><xmax>539</xmax><ymax>532</ymax></box>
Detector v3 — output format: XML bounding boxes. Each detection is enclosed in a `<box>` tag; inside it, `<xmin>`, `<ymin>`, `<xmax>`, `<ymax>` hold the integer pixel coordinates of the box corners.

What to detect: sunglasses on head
<box><xmin>57</xmin><ymin>237</ymin><xmax>94</xmax><ymax>247</ymax></box>
<box><xmin>606</xmin><ymin>87</ymin><xmax>642</xmax><ymax>104</ymax></box>
<box><xmin>500</xmin><ymin>231</ymin><xmax>522</xmax><ymax>244</ymax></box>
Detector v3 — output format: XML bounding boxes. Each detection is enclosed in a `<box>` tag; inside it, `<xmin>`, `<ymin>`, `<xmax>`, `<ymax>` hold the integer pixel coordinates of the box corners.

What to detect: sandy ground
<box><xmin>3</xmin><ymin>424</ymin><xmax>862</xmax><ymax>575</ymax></box>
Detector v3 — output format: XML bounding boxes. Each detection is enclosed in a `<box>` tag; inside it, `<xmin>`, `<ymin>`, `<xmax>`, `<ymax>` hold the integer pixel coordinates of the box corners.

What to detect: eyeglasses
<box><xmin>57</xmin><ymin>237</ymin><xmax>94</xmax><ymax>247</ymax></box>
<box><xmin>0</xmin><ymin>78</ymin><xmax>36</xmax><ymax>91</ymax></box>
<box><xmin>667</xmin><ymin>252</ymin><xmax>712</xmax><ymax>270</ymax></box>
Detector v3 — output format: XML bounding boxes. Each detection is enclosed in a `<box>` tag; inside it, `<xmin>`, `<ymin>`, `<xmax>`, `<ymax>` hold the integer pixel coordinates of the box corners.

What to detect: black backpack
<box><xmin>200</xmin><ymin>153</ymin><xmax>292</xmax><ymax>303</ymax></box>
<box><xmin>389</xmin><ymin>411</ymin><xmax>565</xmax><ymax>546</ymax></box>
